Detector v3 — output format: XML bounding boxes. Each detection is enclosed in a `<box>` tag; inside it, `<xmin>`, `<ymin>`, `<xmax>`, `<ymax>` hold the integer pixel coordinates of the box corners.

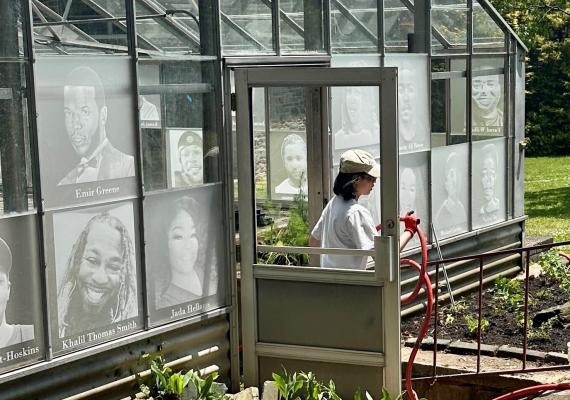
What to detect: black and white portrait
<box><xmin>384</xmin><ymin>54</ymin><xmax>430</xmax><ymax>154</ymax></box>
<box><xmin>168</xmin><ymin>129</ymin><xmax>204</xmax><ymax>188</ymax></box>
<box><xmin>0</xmin><ymin>215</ymin><xmax>43</xmax><ymax>371</ymax></box>
<box><xmin>472</xmin><ymin>138</ymin><xmax>506</xmax><ymax>228</ymax></box>
<box><xmin>35</xmin><ymin>57</ymin><xmax>138</xmax><ymax>208</ymax></box>
<box><xmin>271</xmin><ymin>133</ymin><xmax>308</xmax><ymax>199</ymax></box>
<box><xmin>138</xmin><ymin>63</ymin><xmax>161</xmax><ymax>129</ymax></box>
<box><xmin>144</xmin><ymin>185</ymin><xmax>224</xmax><ymax>325</ymax></box>
<box><xmin>472</xmin><ymin>63</ymin><xmax>504</xmax><ymax>136</ymax></box>
<box><xmin>331</xmin><ymin>55</ymin><xmax>380</xmax><ymax>160</ymax></box>
<box><xmin>399</xmin><ymin>152</ymin><xmax>429</xmax><ymax>249</ymax></box>
<box><xmin>51</xmin><ymin>202</ymin><xmax>139</xmax><ymax>349</ymax></box>
<box><xmin>432</xmin><ymin>144</ymin><xmax>469</xmax><ymax>239</ymax></box>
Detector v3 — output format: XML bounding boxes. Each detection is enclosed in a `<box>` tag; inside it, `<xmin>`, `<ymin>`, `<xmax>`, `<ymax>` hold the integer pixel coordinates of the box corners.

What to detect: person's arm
<box><xmin>309</xmin><ymin>235</ymin><xmax>321</xmax><ymax>247</ymax></box>
<box><xmin>399</xmin><ymin>230</ymin><xmax>413</xmax><ymax>251</ymax></box>
<box><xmin>399</xmin><ymin>211</ymin><xmax>420</xmax><ymax>251</ymax></box>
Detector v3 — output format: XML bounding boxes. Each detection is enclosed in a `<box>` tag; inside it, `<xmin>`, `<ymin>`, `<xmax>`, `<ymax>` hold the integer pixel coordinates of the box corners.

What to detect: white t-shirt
<box><xmin>311</xmin><ymin>195</ymin><xmax>377</xmax><ymax>269</ymax></box>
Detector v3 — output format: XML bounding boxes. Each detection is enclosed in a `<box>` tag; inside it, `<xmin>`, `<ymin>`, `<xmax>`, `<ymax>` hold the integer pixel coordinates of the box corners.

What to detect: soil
<box><xmin>401</xmin><ymin>264</ymin><xmax>570</xmax><ymax>355</ymax></box>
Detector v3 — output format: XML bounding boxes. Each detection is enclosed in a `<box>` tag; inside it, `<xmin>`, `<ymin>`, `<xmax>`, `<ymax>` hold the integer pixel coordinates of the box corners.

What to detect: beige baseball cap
<box><xmin>339</xmin><ymin>149</ymin><xmax>381</xmax><ymax>178</ymax></box>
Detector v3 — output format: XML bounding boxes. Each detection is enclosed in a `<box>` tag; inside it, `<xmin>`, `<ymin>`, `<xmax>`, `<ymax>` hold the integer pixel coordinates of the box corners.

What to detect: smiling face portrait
<box><xmin>168</xmin><ymin>209</ymin><xmax>199</xmax><ymax>276</ymax></box>
<box><xmin>473</xmin><ymin>74</ymin><xmax>501</xmax><ymax>113</ymax></box>
<box><xmin>174</xmin><ymin>130</ymin><xmax>203</xmax><ymax>187</ymax></box>
<box><xmin>399</xmin><ymin>167</ymin><xmax>417</xmax><ymax>215</ymax></box>
<box><xmin>57</xmin><ymin>212</ymin><xmax>137</xmax><ymax>337</ymax></box>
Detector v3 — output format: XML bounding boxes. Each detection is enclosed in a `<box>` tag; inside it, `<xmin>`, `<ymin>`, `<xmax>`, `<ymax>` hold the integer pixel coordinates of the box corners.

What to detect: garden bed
<box><xmin>402</xmin><ymin>251</ymin><xmax>570</xmax><ymax>355</ymax></box>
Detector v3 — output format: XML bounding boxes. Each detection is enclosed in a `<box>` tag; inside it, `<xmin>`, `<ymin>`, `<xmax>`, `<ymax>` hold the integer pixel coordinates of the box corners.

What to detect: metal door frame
<box><xmin>235</xmin><ymin>67</ymin><xmax>401</xmax><ymax>395</ymax></box>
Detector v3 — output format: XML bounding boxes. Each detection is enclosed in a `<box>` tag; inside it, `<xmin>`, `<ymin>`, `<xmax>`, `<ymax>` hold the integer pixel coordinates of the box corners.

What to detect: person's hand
<box><xmin>376</xmin><ymin>223</ymin><xmax>382</xmax><ymax>232</ymax></box>
<box><xmin>401</xmin><ymin>210</ymin><xmax>420</xmax><ymax>236</ymax></box>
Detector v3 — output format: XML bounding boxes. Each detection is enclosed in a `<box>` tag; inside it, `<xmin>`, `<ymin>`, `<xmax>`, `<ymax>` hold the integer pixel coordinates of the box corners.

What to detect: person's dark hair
<box><xmin>65</xmin><ymin>66</ymin><xmax>106</xmax><ymax>110</ymax></box>
<box><xmin>333</xmin><ymin>171</ymin><xmax>369</xmax><ymax>201</ymax></box>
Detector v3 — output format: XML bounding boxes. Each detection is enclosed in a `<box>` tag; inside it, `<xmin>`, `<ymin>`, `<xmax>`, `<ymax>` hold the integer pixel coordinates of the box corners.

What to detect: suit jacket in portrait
<box><xmin>58</xmin><ymin>141</ymin><xmax>135</xmax><ymax>186</ymax></box>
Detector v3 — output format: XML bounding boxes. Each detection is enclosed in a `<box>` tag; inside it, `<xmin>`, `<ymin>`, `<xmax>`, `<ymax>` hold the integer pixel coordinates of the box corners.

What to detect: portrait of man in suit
<box><xmin>58</xmin><ymin>66</ymin><xmax>135</xmax><ymax>186</ymax></box>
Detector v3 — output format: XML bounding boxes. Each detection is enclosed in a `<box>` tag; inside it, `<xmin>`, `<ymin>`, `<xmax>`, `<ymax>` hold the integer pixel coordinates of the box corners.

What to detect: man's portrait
<box><xmin>53</xmin><ymin>202</ymin><xmax>139</xmax><ymax>340</ymax></box>
<box><xmin>472</xmin><ymin>67</ymin><xmax>504</xmax><ymax>135</ymax></box>
<box><xmin>169</xmin><ymin>129</ymin><xmax>204</xmax><ymax>188</ymax></box>
<box><xmin>274</xmin><ymin>134</ymin><xmax>308</xmax><ymax>198</ymax></box>
<box><xmin>35</xmin><ymin>58</ymin><xmax>137</xmax><ymax>208</ymax></box>
<box><xmin>432</xmin><ymin>144</ymin><xmax>469</xmax><ymax>239</ymax></box>
<box><xmin>138</xmin><ymin>63</ymin><xmax>161</xmax><ymax>129</ymax></box>
<box><xmin>472</xmin><ymin>138</ymin><xmax>506</xmax><ymax>228</ymax></box>
<box><xmin>0</xmin><ymin>238</ymin><xmax>34</xmax><ymax>349</ymax></box>
<box><xmin>384</xmin><ymin>54</ymin><xmax>430</xmax><ymax>154</ymax></box>
<box><xmin>58</xmin><ymin>66</ymin><xmax>135</xmax><ymax>186</ymax></box>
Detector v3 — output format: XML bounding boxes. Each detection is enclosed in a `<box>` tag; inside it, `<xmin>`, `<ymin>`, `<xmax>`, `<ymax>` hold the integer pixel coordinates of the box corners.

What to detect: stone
<box><xmin>545</xmin><ymin>351</ymin><xmax>569</xmax><ymax>365</ymax></box>
<box><xmin>448</xmin><ymin>341</ymin><xmax>498</xmax><ymax>356</ymax></box>
<box><xmin>233</xmin><ymin>387</ymin><xmax>259</xmax><ymax>400</ymax></box>
<box><xmin>262</xmin><ymin>381</ymin><xmax>278</xmax><ymax>400</ymax></box>
<box><xmin>533</xmin><ymin>301</ymin><xmax>570</xmax><ymax>326</ymax></box>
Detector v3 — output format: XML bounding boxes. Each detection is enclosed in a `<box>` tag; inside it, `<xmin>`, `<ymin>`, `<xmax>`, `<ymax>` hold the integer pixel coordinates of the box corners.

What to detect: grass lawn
<box><xmin>525</xmin><ymin>156</ymin><xmax>570</xmax><ymax>245</ymax></box>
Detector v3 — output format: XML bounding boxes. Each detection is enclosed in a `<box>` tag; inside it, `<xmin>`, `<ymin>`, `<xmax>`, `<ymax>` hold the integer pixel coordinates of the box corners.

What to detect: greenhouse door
<box><xmin>235</xmin><ymin>67</ymin><xmax>401</xmax><ymax>398</ymax></box>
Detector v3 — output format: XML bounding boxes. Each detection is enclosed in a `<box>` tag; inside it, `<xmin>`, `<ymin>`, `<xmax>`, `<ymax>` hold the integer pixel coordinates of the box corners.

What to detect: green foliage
<box><xmin>138</xmin><ymin>355</ymin><xmax>228</xmax><ymax>400</ymax></box>
<box><xmin>489</xmin><ymin>0</ymin><xmax>570</xmax><ymax>156</ymax></box>
<box><xmin>528</xmin><ymin>316</ymin><xmax>557</xmax><ymax>341</ymax></box>
<box><xmin>539</xmin><ymin>250</ymin><xmax>570</xmax><ymax>297</ymax></box>
<box><xmin>259</xmin><ymin>193</ymin><xmax>310</xmax><ymax>266</ymax></box>
<box><xmin>272</xmin><ymin>367</ymin><xmax>341</xmax><ymax>400</ymax></box>
<box><xmin>354</xmin><ymin>388</ymin><xmax>428</xmax><ymax>400</ymax></box>
<box><xmin>492</xmin><ymin>276</ymin><xmax>524</xmax><ymax>312</ymax></box>
<box><xmin>464</xmin><ymin>314</ymin><xmax>490</xmax><ymax>336</ymax></box>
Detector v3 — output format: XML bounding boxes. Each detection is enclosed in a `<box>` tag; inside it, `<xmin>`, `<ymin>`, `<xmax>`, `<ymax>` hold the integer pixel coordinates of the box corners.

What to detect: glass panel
<box><xmin>384</xmin><ymin>1</ymin><xmax>414</xmax><ymax>50</ymax></box>
<box><xmin>471</xmin><ymin>137</ymin><xmax>506</xmax><ymax>228</ymax></box>
<box><xmin>255</xmin><ymin>87</ymin><xmax>310</xmax><ymax>266</ymax></box>
<box><xmin>330</xmin><ymin>0</ymin><xmax>377</xmax><ymax>53</ymax></box>
<box><xmin>431</xmin><ymin>143</ymin><xmax>469</xmax><ymax>239</ymax></box>
<box><xmin>134</xmin><ymin>1</ymin><xmax>201</xmax><ymax>54</ymax></box>
<box><xmin>144</xmin><ymin>185</ymin><xmax>227</xmax><ymax>327</ymax></box>
<box><xmin>0</xmin><ymin>214</ymin><xmax>45</xmax><ymax>373</ymax></box>
<box><xmin>0</xmin><ymin>62</ymin><xmax>36</xmax><ymax>214</ymax></box>
<box><xmin>33</xmin><ymin>0</ymin><xmax>129</xmax><ymax>51</ymax></box>
<box><xmin>473</xmin><ymin>1</ymin><xmax>506</xmax><ymax>53</ymax></box>
<box><xmin>45</xmin><ymin>200</ymin><xmax>142</xmax><ymax>355</ymax></box>
<box><xmin>280</xmin><ymin>1</ymin><xmax>325</xmax><ymax>53</ymax></box>
<box><xmin>431</xmin><ymin>59</ymin><xmax>447</xmax><ymax>147</ymax></box>
<box><xmin>220</xmin><ymin>0</ymin><xmax>273</xmax><ymax>54</ymax></box>
<box><xmin>385</xmin><ymin>54</ymin><xmax>430</xmax><ymax>154</ymax></box>
<box><xmin>399</xmin><ymin>151</ymin><xmax>429</xmax><ymax>249</ymax></box>
<box><xmin>432</xmin><ymin>0</ymin><xmax>466</xmax><ymax>6</ymax></box>
<box><xmin>139</xmin><ymin>59</ymin><xmax>220</xmax><ymax>192</ymax></box>
<box><xmin>472</xmin><ymin>57</ymin><xmax>505</xmax><ymax>139</ymax></box>
<box><xmin>449</xmin><ymin>58</ymin><xmax>468</xmax><ymax>144</ymax></box>
<box><xmin>431</xmin><ymin>7</ymin><xmax>468</xmax><ymax>54</ymax></box>
<box><xmin>0</xmin><ymin>1</ymin><xmax>25</xmax><ymax>58</ymax></box>
<box><xmin>35</xmin><ymin>57</ymin><xmax>138</xmax><ymax>209</ymax></box>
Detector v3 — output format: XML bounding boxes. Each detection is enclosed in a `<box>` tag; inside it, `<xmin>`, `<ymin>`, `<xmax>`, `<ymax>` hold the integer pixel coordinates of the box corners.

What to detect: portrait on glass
<box><xmin>35</xmin><ymin>57</ymin><xmax>137</xmax><ymax>208</ymax></box>
<box><xmin>399</xmin><ymin>152</ymin><xmax>429</xmax><ymax>249</ymax></box>
<box><xmin>138</xmin><ymin>63</ymin><xmax>161</xmax><ymax>129</ymax></box>
<box><xmin>472</xmin><ymin>138</ymin><xmax>506</xmax><ymax>228</ymax></box>
<box><xmin>0</xmin><ymin>238</ymin><xmax>34</xmax><ymax>348</ymax></box>
<box><xmin>52</xmin><ymin>202</ymin><xmax>139</xmax><ymax>341</ymax></box>
<box><xmin>472</xmin><ymin>62</ymin><xmax>504</xmax><ymax>136</ymax></box>
<box><xmin>330</xmin><ymin>55</ymin><xmax>381</xmax><ymax>160</ymax></box>
<box><xmin>271</xmin><ymin>133</ymin><xmax>308</xmax><ymax>200</ymax></box>
<box><xmin>385</xmin><ymin>54</ymin><xmax>430</xmax><ymax>154</ymax></box>
<box><xmin>168</xmin><ymin>129</ymin><xmax>204</xmax><ymax>188</ymax></box>
<box><xmin>432</xmin><ymin>144</ymin><xmax>469</xmax><ymax>239</ymax></box>
<box><xmin>0</xmin><ymin>215</ymin><xmax>44</xmax><ymax>371</ymax></box>
<box><xmin>144</xmin><ymin>186</ymin><xmax>223</xmax><ymax>325</ymax></box>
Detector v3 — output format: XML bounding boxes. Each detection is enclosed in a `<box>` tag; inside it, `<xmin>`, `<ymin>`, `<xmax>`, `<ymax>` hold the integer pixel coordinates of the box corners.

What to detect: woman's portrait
<box><xmin>472</xmin><ymin>139</ymin><xmax>505</xmax><ymax>228</ymax></box>
<box><xmin>154</xmin><ymin>195</ymin><xmax>219</xmax><ymax>309</ymax></box>
<box><xmin>56</xmin><ymin>211</ymin><xmax>138</xmax><ymax>338</ymax></box>
<box><xmin>479</xmin><ymin>143</ymin><xmax>500</xmax><ymax>221</ymax></box>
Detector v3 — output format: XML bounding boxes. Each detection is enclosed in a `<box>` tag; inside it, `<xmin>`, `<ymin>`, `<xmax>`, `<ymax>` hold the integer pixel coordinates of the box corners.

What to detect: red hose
<box><xmin>398</xmin><ymin>224</ymin><xmax>570</xmax><ymax>400</ymax></box>
<box><xmin>400</xmin><ymin>224</ymin><xmax>432</xmax><ymax>400</ymax></box>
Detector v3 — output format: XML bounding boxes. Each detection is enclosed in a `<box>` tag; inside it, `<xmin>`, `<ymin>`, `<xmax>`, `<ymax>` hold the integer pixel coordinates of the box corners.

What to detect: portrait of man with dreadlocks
<box><xmin>57</xmin><ymin>211</ymin><xmax>138</xmax><ymax>338</ymax></box>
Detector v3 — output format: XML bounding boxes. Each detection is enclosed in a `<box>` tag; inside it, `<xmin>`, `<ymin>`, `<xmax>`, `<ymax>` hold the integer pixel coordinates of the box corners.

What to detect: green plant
<box><xmin>464</xmin><ymin>314</ymin><xmax>490</xmax><ymax>336</ymax></box>
<box><xmin>259</xmin><ymin>193</ymin><xmax>310</xmax><ymax>266</ymax></box>
<box><xmin>138</xmin><ymin>355</ymin><xmax>227</xmax><ymax>400</ymax></box>
<box><xmin>492</xmin><ymin>276</ymin><xmax>524</xmax><ymax>312</ymax></box>
<box><xmin>528</xmin><ymin>316</ymin><xmax>557</xmax><ymax>342</ymax></box>
<box><xmin>354</xmin><ymin>388</ymin><xmax>428</xmax><ymax>400</ymax></box>
<box><xmin>539</xmin><ymin>250</ymin><xmax>570</xmax><ymax>297</ymax></box>
<box><xmin>272</xmin><ymin>367</ymin><xmax>341</xmax><ymax>400</ymax></box>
